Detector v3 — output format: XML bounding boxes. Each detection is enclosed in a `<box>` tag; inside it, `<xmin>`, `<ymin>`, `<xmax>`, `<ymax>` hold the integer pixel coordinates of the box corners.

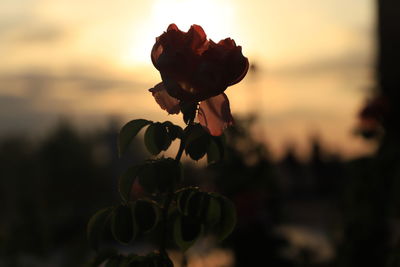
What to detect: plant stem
<box><xmin>160</xmin><ymin>136</ymin><xmax>186</xmax><ymax>257</ymax></box>
<box><xmin>175</xmin><ymin>138</ymin><xmax>185</xmax><ymax>162</ymax></box>
<box><xmin>175</xmin><ymin>118</ymin><xmax>194</xmax><ymax>162</ymax></box>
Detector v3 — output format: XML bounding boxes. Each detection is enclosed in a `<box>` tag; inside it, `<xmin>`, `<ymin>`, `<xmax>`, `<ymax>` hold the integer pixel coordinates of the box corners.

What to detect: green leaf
<box><xmin>172</xmin><ymin>214</ymin><xmax>203</xmax><ymax>251</ymax></box>
<box><xmin>186</xmin><ymin>191</ymin><xmax>207</xmax><ymax>218</ymax></box>
<box><xmin>87</xmin><ymin>207</ymin><xmax>113</xmax><ymax>250</ymax></box>
<box><xmin>177</xmin><ymin>190</ymin><xmax>222</xmax><ymax>230</ymax></box>
<box><xmin>118</xmin><ymin>119</ymin><xmax>152</xmax><ymax>157</ymax></box>
<box><xmin>203</xmin><ymin>194</ymin><xmax>222</xmax><ymax>227</ymax></box>
<box><xmin>163</xmin><ymin>121</ymin><xmax>184</xmax><ymax>140</ymax></box>
<box><xmin>184</xmin><ymin>123</ymin><xmax>205</xmax><ymax>140</ymax></box>
<box><xmin>176</xmin><ymin>187</ymin><xmax>199</xmax><ymax>215</ymax></box>
<box><xmin>185</xmin><ymin>124</ymin><xmax>210</xmax><ymax>160</ymax></box>
<box><xmin>144</xmin><ymin>123</ymin><xmax>171</xmax><ymax>155</ymax></box>
<box><xmin>206</xmin><ymin>135</ymin><xmax>226</xmax><ymax>164</ymax></box>
<box><xmin>211</xmin><ymin>194</ymin><xmax>237</xmax><ymax>242</ymax></box>
<box><xmin>144</xmin><ymin>124</ymin><xmax>160</xmax><ymax>155</ymax></box>
<box><xmin>111</xmin><ymin>204</ymin><xmax>137</xmax><ymax>244</ymax></box>
<box><xmin>133</xmin><ymin>200</ymin><xmax>161</xmax><ymax>233</ymax></box>
<box><xmin>119</xmin><ymin>165</ymin><xmax>141</xmax><ymax>202</ymax></box>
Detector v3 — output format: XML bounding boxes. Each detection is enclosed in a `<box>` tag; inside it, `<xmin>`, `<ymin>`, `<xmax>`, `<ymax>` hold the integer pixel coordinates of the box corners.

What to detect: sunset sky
<box><xmin>0</xmin><ymin>0</ymin><xmax>376</xmax><ymax>159</ymax></box>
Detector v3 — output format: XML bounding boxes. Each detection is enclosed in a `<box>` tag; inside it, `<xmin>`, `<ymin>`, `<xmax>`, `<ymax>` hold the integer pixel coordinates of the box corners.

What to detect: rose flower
<box><xmin>149</xmin><ymin>24</ymin><xmax>249</xmax><ymax>136</ymax></box>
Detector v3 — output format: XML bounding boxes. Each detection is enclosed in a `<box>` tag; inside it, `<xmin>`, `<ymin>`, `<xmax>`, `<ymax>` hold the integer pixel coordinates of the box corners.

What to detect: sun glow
<box><xmin>120</xmin><ymin>0</ymin><xmax>236</xmax><ymax>66</ymax></box>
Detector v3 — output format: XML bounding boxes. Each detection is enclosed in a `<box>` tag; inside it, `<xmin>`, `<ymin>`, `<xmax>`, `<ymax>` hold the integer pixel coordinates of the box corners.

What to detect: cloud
<box><xmin>0</xmin><ymin>68</ymin><xmax>153</xmax><ymax>134</ymax></box>
<box><xmin>0</xmin><ymin>70</ymin><xmax>146</xmax><ymax>94</ymax></box>
<box><xmin>268</xmin><ymin>51</ymin><xmax>372</xmax><ymax>77</ymax></box>
<box><xmin>13</xmin><ymin>25</ymin><xmax>66</xmax><ymax>43</ymax></box>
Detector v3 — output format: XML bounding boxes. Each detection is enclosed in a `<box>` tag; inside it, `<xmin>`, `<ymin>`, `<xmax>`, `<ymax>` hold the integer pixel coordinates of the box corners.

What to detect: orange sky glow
<box><xmin>0</xmin><ymin>0</ymin><xmax>377</xmax><ymax>159</ymax></box>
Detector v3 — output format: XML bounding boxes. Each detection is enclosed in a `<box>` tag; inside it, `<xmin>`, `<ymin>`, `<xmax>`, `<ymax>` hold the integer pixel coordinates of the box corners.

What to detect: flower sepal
<box><xmin>179</xmin><ymin>101</ymin><xmax>198</xmax><ymax>125</ymax></box>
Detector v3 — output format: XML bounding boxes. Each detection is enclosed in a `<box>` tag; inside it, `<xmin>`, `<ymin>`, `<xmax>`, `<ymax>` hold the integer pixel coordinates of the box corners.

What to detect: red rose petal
<box><xmin>151</xmin><ymin>24</ymin><xmax>249</xmax><ymax>104</ymax></box>
<box><xmin>186</xmin><ymin>24</ymin><xmax>208</xmax><ymax>52</ymax></box>
<box><xmin>218</xmin><ymin>38</ymin><xmax>237</xmax><ymax>49</ymax></box>
<box><xmin>198</xmin><ymin>93</ymin><xmax>234</xmax><ymax>136</ymax></box>
<box><xmin>149</xmin><ymin>82</ymin><xmax>180</xmax><ymax>114</ymax></box>
<box><xmin>226</xmin><ymin>46</ymin><xmax>249</xmax><ymax>86</ymax></box>
<box><xmin>200</xmin><ymin>39</ymin><xmax>249</xmax><ymax>89</ymax></box>
<box><xmin>167</xmin><ymin>23</ymin><xmax>179</xmax><ymax>31</ymax></box>
<box><xmin>151</xmin><ymin>43</ymin><xmax>163</xmax><ymax>68</ymax></box>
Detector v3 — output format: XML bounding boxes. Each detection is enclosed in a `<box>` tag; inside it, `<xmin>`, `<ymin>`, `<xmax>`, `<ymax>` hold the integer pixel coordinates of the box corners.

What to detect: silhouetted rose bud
<box><xmin>149</xmin><ymin>24</ymin><xmax>249</xmax><ymax>136</ymax></box>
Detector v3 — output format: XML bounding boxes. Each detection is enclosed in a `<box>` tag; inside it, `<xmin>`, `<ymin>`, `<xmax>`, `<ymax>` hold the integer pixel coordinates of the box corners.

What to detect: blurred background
<box><xmin>1</xmin><ymin>0</ymin><xmax>400</xmax><ymax>266</ymax></box>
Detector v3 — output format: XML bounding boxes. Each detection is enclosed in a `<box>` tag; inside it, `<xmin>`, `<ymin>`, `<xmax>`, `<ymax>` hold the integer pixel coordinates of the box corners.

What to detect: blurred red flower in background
<box><xmin>357</xmin><ymin>95</ymin><xmax>389</xmax><ymax>138</ymax></box>
<box><xmin>149</xmin><ymin>24</ymin><xmax>249</xmax><ymax>136</ymax></box>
